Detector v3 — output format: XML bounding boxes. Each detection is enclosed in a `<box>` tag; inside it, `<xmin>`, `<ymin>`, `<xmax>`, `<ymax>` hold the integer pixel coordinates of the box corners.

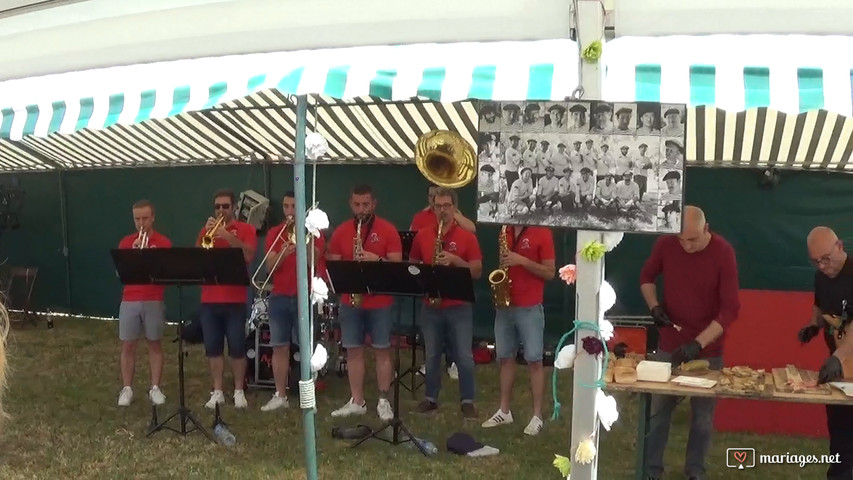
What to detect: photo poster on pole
<box><xmin>474</xmin><ymin>100</ymin><xmax>686</xmax><ymax>234</ymax></box>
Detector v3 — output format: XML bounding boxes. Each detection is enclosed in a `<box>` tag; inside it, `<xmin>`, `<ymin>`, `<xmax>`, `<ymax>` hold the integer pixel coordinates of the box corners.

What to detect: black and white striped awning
<box><xmin>687</xmin><ymin>106</ymin><xmax>853</xmax><ymax>172</ymax></box>
<box><xmin>0</xmin><ymin>93</ymin><xmax>477</xmax><ymax>170</ymax></box>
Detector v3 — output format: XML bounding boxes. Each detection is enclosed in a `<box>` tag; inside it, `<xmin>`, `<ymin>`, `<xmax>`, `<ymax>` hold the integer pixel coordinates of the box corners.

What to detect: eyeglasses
<box><xmin>810</xmin><ymin>241</ymin><xmax>840</xmax><ymax>267</ymax></box>
<box><xmin>433</xmin><ymin>203</ymin><xmax>454</xmax><ymax>210</ymax></box>
<box><xmin>214</xmin><ymin>203</ymin><xmax>231</xmax><ymax>210</ymax></box>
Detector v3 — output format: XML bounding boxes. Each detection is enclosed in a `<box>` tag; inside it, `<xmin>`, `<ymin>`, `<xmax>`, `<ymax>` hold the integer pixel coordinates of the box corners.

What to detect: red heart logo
<box><xmin>734</xmin><ymin>451</ymin><xmax>747</xmax><ymax>463</ymax></box>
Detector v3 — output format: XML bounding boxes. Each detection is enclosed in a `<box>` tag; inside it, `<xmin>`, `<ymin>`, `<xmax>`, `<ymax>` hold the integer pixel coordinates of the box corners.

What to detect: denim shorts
<box><xmin>338</xmin><ymin>304</ymin><xmax>393</xmax><ymax>349</ymax></box>
<box><xmin>268</xmin><ymin>294</ymin><xmax>298</xmax><ymax>347</ymax></box>
<box><xmin>199</xmin><ymin>303</ymin><xmax>247</xmax><ymax>358</ymax></box>
<box><xmin>494</xmin><ymin>304</ymin><xmax>545</xmax><ymax>362</ymax></box>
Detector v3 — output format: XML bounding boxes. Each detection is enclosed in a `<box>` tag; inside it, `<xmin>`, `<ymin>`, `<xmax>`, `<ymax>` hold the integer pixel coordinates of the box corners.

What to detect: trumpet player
<box><xmin>116</xmin><ymin>200</ymin><xmax>171</xmax><ymax>407</ymax></box>
<box><xmin>327</xmin><ymin>185</ymin><xmax>402</xmax><ymax>421</ymax></box>
<box><xmin>195</xmin><ymin>189</ymin><xmax>257</xmax><ymax>410</ymax></box>
<box><xmin>481</xmin><ymin>224</ymin><xmax>555</xmax><ymax>436</ymax></box>
<box><xmin>260</xmin><ymin>191</ymin><xmax>326</xmax><ymax>412</ymax></box>
<box><xmin>408</xmin><ymin>187</ymin><xmax>482</xmax><ymax>419</ymax></box>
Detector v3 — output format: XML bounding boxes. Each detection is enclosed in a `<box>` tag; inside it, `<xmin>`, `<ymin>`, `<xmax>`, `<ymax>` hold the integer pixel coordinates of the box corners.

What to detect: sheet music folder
<box><xmin>325</xmin><ymin>260</ymin><xmax>475</xmax><ymax>302</ymax></box>
<box><xmin>110</xmin><ymin>247</ymin><xmax>249</xmax><ymax>286</ymax></box>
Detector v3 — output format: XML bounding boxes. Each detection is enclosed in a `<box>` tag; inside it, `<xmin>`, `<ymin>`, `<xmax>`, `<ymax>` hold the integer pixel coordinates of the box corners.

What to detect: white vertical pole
<box><xmin>569</xmin><ymin>2</ymin><xmax>606</xmax><ymax>479</ymax></box>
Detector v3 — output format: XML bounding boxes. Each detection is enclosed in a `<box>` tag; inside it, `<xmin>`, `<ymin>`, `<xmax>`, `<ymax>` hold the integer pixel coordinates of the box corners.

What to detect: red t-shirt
<box><xmin>639</xmin><ymin>233</ymin><xmax>740</xmax><ymax>357</ymax></box>
<box><xmin>118</xmin><ymin>230</ymin><xmax>172</xmax><ymax>301</ymax></box>
<box><xmin>409</xmin><ymin>222</ymin><xmax>482</xmax><ymax>307</ymax></box>
<box><xmin>196</xmin><ymin>220</ymin><xmax>257</xmax><ymax>304</ymax></box>
<box><xmin>505</xmin><ymin>226</ymin><xmax>555</xmax><ymax>307</ymax></box>
<box><xmin>264</xmin><ymin>223</ymin><xmax>327</xmax><ymax>296</ymax></box>
<box><xmin>410</xmin><ymin>208</ymin><xmax>436</xmax><ymax>231</ymax></box>
<box><xmin>328</xmin><ymin>216</ymin><xmax>402</xmax><ymax>309</ymax></box>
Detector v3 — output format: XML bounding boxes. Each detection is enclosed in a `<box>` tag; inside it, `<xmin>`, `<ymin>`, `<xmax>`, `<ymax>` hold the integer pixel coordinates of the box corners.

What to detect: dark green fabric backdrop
<box><xmin>1</xmin><ymin>165</ymin><xmax>850</xmax><ymax>342</ymax></box>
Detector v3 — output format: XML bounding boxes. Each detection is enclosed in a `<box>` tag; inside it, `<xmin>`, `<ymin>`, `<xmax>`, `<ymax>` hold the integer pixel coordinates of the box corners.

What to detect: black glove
<box><xmin>670</xmin><ymin>340</ymin><xmax>702</xmax><ymax>367</ymax></box>
<box><xmin>818</xmin><ymin>356</ymin><xmax>843</xmax><ymax>384</ymax></box>
<box><xmin>797</xmin><ymin>324</ymin><xmax>821</xmax><ymax>344</ymax></box>
<box><xmin>650</xmin><ymin>305</ymin><xmax>673</xmax><ymax>328</ymax></box>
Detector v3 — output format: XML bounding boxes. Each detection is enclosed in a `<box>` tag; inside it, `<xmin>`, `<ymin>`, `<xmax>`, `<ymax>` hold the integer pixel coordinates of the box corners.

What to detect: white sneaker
<box><xmin>234</xmin><ymin>389</ymin><xmax>248</xmax><ymax>409</ymax></box>
<box><xmin>524</xmin><ymin>416</ymin><xmax>544</xmax><ymax>436</ymax></box>
<box><xmin>149</xmin><ymin>386</ymin><xmax>166</xmax><ymax>405</ymax></box>
<box><xmin>205</xmin><ymin>390</ymin><xmax>225</xmax><ymax>409</ymax></box>
<box><xmin>117</xmin><ymin>386</ymin><xmax>133</xmax><ymax>407</ymax></box>
<box><xmin>331</xmin><ymin>398</ymin><xmax>367</xmax><ymax>418</ymax></box>
<box><xmin>481</xmin><ymin>409</ymin><xmax>514</xmax><ymax>428</ymax></box>
<box><xmin>261</xmin><ymin>392</ymin><xmax>289</xmax><ymax>412</ymax></box>
<box><xmin>419</xmin><ymin>364</ymin><xmax>426</xmax><ymax>375</ymax></box>
<box><xmin>377</xmin><ymin>398</ymin><xmax>394</xmax><ymax>422</ymax></box>
<box><xmin>447</xmin><ymin>363</ymin><xmax>459</xmax><ymax>380</ymax></box>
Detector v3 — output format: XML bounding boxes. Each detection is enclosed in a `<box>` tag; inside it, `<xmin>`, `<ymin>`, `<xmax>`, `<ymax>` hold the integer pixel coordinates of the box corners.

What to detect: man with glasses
<box><xmin>639</xmin><ymin>205</ymin><xmax>741</xmax><ymax>480</ymax></box>
<box><xmin>196</xmin><ymin>189</ymin><xmax>257</xmax><ymax>410</ymax></box>
<box><xmin>798</xmin><ymin>226</ymin><xmax>853</xmax><ymax>480</ymax></box>
<box><xmin>409</xmin><ymin>187</ymin><xmax>482</xmax><ymax>419</ymax></box>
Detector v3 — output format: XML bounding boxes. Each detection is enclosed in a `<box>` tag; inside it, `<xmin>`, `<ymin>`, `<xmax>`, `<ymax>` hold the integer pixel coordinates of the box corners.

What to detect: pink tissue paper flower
<box><xmin>559</xmin><ymin>264</ymin><xmax>577</xmax><ymax>285</ymax></box>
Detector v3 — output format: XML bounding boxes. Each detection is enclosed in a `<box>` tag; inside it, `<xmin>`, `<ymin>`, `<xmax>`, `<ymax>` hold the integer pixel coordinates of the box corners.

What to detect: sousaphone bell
<box><xmin>415</xmin><ymin>130</ymin><xmax>478</xmax><ymax>189</ymax></box>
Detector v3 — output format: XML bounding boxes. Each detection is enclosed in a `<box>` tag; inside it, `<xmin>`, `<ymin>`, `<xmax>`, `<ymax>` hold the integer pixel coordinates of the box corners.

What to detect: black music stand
<box><xmin>396</xmin><ymin>230</ymin><xmax>424</xmax><ymax>396</ymax></box>
<box><xmin>110</xmin><ymin>247</ymin><xmax>250</xmax><ymax>442</ymax></box>
<box><xmin>325</xmin><ymin>260</ymin><xmax>474</xmax><ymax>456</ymax></box>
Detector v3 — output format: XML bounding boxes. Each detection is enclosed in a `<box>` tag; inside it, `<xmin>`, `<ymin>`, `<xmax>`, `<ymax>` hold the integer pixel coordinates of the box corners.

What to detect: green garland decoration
<box><xmin>579</xmin><ymin>240</ymin><xmax>606</xmax><ymax>262</ymax></box>
<box><xmin>581</xmin><ymin>40</ymin><xmax>603</xmax><ymax>63</ymax></box>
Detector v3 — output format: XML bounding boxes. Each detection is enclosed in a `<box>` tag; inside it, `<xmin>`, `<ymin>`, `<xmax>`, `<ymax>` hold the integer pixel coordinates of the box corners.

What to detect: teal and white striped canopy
<box><xmin>1</xmin><ymin>35</ymin><xmax>852</xmax><ymax>172</ymax></box>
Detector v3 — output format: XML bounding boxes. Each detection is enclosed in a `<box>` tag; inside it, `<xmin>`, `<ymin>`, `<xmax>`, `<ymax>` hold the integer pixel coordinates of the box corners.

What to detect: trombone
<box><xmin>251</xmin><ymin>216</ymin><xmax>310</xmax><ymax>294</ymax></box>
<box><xmin>136</xmin><ymin>227</ymin><xmax>149</xmax><ymax>249</ymax></box>
<box><xmin>201</xmin><ymin>214</ymin><xmax>226</xmax><ymax>249</ymax></box>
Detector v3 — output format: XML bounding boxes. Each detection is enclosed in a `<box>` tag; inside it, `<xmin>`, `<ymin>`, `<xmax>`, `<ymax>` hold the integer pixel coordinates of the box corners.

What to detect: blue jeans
<box><xmin>494</xmin><ymin>304</ymin><xmax>545</xmax><ymax>362</ymax></box>
<box><xmin>199</xmin><ymin>303</ymin><xmax>247</xmax><ymax>359</ymax></box>
<box><xmin>268</xmin><ymin>294</ymin><xmax>298</xmax><ymax>347</ymax></box>
<box><xmin>646</xmin><ymin>350</ymin><xmax>723</xmax><ymax>479</ymax></box>
<box><xmin>420</xmin><ymin>304</ymin><xmax>475</xmax><ymax>404</ymax></box>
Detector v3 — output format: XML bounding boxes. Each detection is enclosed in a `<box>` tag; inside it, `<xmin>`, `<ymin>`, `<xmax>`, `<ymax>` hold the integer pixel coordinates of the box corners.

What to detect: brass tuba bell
<box><xmin>415</xmin><ymin>130</ymin><xmax>477</xmax><ymax>189</ymax></box>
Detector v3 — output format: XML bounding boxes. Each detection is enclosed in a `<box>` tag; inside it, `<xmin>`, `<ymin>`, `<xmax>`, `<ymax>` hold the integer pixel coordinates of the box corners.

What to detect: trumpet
<box><xmin>136</xmin><ymin>227</ymin><xmax>149</xmax><ymax>249</ymax></box>
<box><xmin>201</xmin><ymin>214</ymin><xmax>226</xmax><ymax>249</ymax></box>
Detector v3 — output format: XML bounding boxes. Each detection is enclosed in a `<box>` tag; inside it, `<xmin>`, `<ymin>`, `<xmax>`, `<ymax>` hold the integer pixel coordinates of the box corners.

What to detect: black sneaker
<box><xmin>416</xmin><ymin>400</ymin><xmax>438</xmax><ymax>414</ymax></box>
<box><xmin>461</xmin><ymin>403</ymin><xmax>478</xmax><ymax>419</ymax></box>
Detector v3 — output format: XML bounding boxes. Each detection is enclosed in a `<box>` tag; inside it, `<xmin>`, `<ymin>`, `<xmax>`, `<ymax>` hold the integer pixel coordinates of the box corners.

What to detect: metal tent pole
<box><xmin>293</xmin><ymin>94</ymin><xmax>319</xmax><ymax>480</ymax></box>
<box><xmin>569</xmin><ymin>2</ymin><xmax>606</xmax><ymax>479</ymax></box>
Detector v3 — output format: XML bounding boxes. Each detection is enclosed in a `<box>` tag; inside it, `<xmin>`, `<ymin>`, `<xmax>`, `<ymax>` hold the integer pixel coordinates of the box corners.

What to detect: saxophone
<box><xmin>488</xmin><ymin>225</ymin><xmax>512</xmax><ymax>309</ymax></box>
<box><xmin>351</xmin><ymin>218</ymin><xmax>364</xmax><ymax>308</ymax></box>
<box><xmin>426</xmin><ymin>217</ymin><xmax>445</xmax><ymax>307</ymax></box>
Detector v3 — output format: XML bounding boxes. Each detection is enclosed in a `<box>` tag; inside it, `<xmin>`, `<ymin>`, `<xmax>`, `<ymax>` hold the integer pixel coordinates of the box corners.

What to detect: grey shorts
<box><xmin>119</xmin><ymin>301</ymin><xmax>166</xmax><ymax>341</ymax></box>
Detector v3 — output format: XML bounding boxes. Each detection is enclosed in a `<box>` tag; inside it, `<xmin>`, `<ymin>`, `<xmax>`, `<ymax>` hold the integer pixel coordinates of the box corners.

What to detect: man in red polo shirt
<box><xmin>260</xmin><ymin>191</ymin><xmax>326</xmax><ymax>412</ymax></box>
<box><xmin>409</xmin><ymin>187</ymin><xmax>482</xmax><ymax>418</ymax></box>
<box><xmin>639</xmin><ymin>205</ymin><xmax>740</xmax><ymax>480</ymax></box>
<box><xmin>116</xmin><ymin>200</ymin><xmax>172</xmax><ymax>407</ymax></box>
<box><xmin>196</xmin><ymin>189</ymin><xmax>257</xmax><ymax>410</ymax></box>
<box><xmin>481</xmin><ymin>224</ymin><xmax>555</xmax><ymax>436</ymax></box>
<box><xmin>410</xmin><ymin>183</ymin><xmax>477</xmax><ymax>233</ymax></box>
<box><xmin>327</xmin><ymin>184</ymin><xmax>402</xmax><ymax>421</ymax></box>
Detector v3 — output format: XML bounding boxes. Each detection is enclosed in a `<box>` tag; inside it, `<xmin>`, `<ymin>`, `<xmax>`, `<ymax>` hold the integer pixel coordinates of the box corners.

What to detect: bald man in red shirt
<box><xmin>640</xmin><ymin>205</ymin><xmax>740</xmax><ymax>480</ymax></box>
<box><xmin>116</xmin><ymin>200</ymin><xmax>171</xmax><ymax>408</ymax></box>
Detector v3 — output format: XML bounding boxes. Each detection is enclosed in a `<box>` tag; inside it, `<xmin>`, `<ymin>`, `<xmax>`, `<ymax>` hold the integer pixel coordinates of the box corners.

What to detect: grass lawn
<box><xmin>0</xmin><ymin>317</ymin><xmax>832</xmax><ymax>479</ymax></box>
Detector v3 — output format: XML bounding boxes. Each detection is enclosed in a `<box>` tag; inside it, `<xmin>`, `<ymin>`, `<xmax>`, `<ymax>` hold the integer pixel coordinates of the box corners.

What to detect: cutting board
<box><xmin>772</xmin><ymin>365</ymin><xmax>831</xmax><ymax>395</ymax></box>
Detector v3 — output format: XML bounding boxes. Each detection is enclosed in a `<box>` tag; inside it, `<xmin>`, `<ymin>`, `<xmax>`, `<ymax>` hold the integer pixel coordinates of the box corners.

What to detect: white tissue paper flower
<box><xmin>596</xmin><ymin>388</ymin><xmax>619</xmax><ymax>431</ymax></box>
<box><xmin>311</xmin><ymin>276</ymin><xmax>329</xmax><ymax>305</ymax></box>
<box><xmin>555</xmin><ymin>344</ymin><xmax>577</xmax><ymax>369</ymax></box>
<box><xmin>602</xmin><ymin>232</ymin><xmax>624</xmax><ymax>252</ymax></box>
<box><xmin>599</xmin><ymin>280</ymin><xmax>617</xmax><ymax>316</ymax></box>
<box><xmin>305</xmin><ymin>133</ymin><xmax>329</xmax><ymax>160</ymax></box>
<box><xmin>311</xmin><ymin>343</ymin><xmax>329</xmax><ymax>373</ymax></box>
<box><xmin>305</xmin><ymin>208</ymin><xmax>329</xmax><ymax>238</ymax></box>
<box><xmin>599</xmin><ymin>319</ymin><xmax>614</xmax><ymax>342</ymax></box>
<box><xmin>575</xmin><ymin>437</ymin><xmax>597</xmax><ymax>464</ymax></box>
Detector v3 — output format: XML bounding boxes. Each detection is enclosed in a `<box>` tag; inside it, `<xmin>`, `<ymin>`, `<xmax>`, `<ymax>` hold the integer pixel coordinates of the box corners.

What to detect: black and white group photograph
<box><xmin>475</xmin><ymin>100</ymin><xmax>687</xmax><ymax>234</ymax></box>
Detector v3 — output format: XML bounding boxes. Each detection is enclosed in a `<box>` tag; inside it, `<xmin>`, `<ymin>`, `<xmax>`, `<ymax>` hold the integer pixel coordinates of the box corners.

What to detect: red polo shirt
<box><xmin>409</xmin><ymin>221</ymin><xmax>482</xmax><ymax>307</ymax></box>
<box><xmin>639</xmin><ymin>233</ymin><xmax>740</xmax><ymax>357</ymax></box>
<box><xmin>264</xmin><ymin>222</ymin><xmax>327</xmax><ymax>296</ymax></box>
<box><xmin>118</xmin><ymin>230</ymin><xmax>172</xmax><ymax>302</ymax></box>
<box><xmin>328</xmin><ymin>216</ymin><xmax>402</xmax><ymax>309</ymax></box>
<box><xmin>505</xmin><ymin>226</ymin><xmax>555</xmax><ymax>307</ymax></box>
<box><xmin>196</xmin><ymin>220</ymin><xmax>257</xmax><ymax>304</ymax></box>
<box><xmin>410</xmin><ymin>208</ymin><xmax>436</xmax><ymax>231</ymax></box>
